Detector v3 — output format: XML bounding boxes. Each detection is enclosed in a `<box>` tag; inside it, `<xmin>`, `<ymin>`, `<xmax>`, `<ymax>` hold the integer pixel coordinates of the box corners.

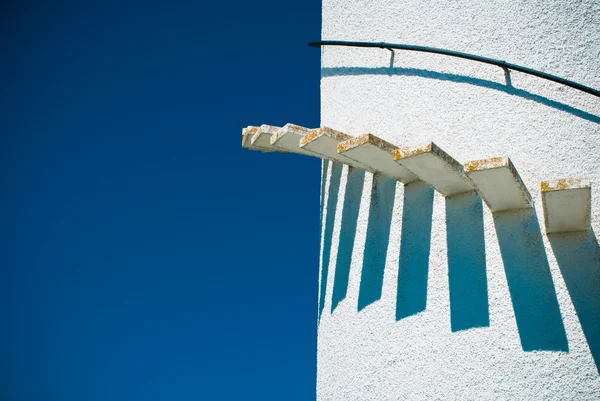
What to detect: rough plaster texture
<box><xmin>317</xmin><ymin>0</ymin><xmax>600</xmax><ymax>399</ymax></box>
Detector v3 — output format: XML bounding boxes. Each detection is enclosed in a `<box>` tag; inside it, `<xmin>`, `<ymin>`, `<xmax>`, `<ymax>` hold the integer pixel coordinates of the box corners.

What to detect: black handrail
<box><xmin>308</xmin><ymin>40</ymin><xmax>600</xmax><ymax>98</ymax></box>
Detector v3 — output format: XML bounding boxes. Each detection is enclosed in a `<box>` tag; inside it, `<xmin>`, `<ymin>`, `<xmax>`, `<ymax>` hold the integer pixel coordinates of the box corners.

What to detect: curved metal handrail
<box><xmin>308</xmin><ymin>40</ymin><xmax>600</xmax><ymax>98</ymax></box>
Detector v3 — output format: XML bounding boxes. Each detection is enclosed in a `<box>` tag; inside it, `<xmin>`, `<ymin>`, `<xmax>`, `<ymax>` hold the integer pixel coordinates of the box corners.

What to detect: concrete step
<box><xmin>251</xmin><ymin>125</ymin><xmax>287</xmax><ymax>152</ymax></box>
<box><xmin>541</xmin><ymin>178</ymin><xmax>591</xmax><ymax>233</ymax></box>
<box><xmin>393</xmin><ymin>142</ymin><xmax>475</xmax><ymax>197</ymax></box>
<box><xmin>241</xmin><ymin>125</ymin><xmax>594</xmax><ymax>229</ymax></box>
<box><xmin>242</xmin><ymin>126</ymin><xmax>279</xmax><ymax>153</ymax></box>
<box><xmin>337</xmin><ymin>134</ymin><xmax>418</xmax><ymax>184</ymax></box>
<box><xmin>464</xmin><ymin>157</ymin><xmax>532</xmax><ymax>212</ymax></box>
<box><xmin>300</xmin><ymin>127</ymin><xmax>375</xmax><ymax>172</ymax></box>
<box><xmin>270</xmin><ymin>124</ymin><xmax>323</xmax><ymax>157</ymax></box>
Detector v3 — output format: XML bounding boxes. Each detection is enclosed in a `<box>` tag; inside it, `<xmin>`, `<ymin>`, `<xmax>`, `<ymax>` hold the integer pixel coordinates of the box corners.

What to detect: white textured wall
<box><xmin>317</xmin><ymin>0</ymin><xmax>600</xmax><ymax>399</ymax></box>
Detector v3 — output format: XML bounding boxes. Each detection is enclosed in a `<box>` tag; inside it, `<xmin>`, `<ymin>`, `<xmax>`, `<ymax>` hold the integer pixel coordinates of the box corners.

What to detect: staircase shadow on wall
<box><xmin>318</xmin><ymin>161</ymin><xmax>342</xmax><ymax>322</ymax></box>
<box><xmin>320</xmin><ymin>159</ymin><xmax>329</xmax><ymax>223</ymax></box>
<box><xmin>395</xmin><ymin>187</ymin><xmax>490</xmax><ymax>328</ymax></box>
<box><xmin>548</xmin><ymin>230</ymin><xmax>600</xmax><ymax>374</ymax></box>
<box><xmin>321</xmin><ymin>67</ymin><xmax>600</xmax><ymax>125</ymax></box>
<box><xmin>319</xmin><ymin>168</ymin><xmax>600</xmax><ymax>375</ymax></box>
<box><xmin>395</xmin><ymin>181</ymin><xmax>434</xmax><ymax>320</ymax></box>
<box><xmin>494</xmin><ymin>209</ymin><xmax>568</xmax><ymax>352</ymax></box>
<box><xmin>446</xmin><ymin>191</ymin><xmax>489</xmax><ymax>331</ymax></box>
<box><xmin>358</xmin><ymin>174</ymin><xmax>397</xmax><ymax>311</ymax></box>
<box><xmin>331</xmin><ymin>167</ymin><xmax>366</xmax><ymax>312</ymax></box>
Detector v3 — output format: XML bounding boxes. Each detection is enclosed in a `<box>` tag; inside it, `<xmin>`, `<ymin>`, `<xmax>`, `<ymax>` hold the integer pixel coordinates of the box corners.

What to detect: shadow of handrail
<box><xmin>321</xmin><ymin>67</ymin><xmax>600</xmax><ymax>124</ymax></box>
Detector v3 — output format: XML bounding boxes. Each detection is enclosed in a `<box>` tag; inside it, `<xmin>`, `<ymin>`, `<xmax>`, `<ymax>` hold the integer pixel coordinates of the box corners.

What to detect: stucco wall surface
<box><xmin>317</xmin><ymin>0</ymin><xmax>600</xmax><ymax>399</ymax></box>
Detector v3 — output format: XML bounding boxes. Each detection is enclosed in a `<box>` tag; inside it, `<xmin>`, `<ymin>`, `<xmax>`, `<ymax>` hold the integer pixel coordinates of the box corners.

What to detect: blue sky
<box><xmin>1</xmin><ymin>1</ymin><xmax>322</xmax><ymax>399</ymax></box>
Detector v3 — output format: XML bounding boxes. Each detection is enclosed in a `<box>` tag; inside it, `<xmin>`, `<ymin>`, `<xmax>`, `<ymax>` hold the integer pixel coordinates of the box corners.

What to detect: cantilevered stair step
<box><xmin>249</xmin><ymin>124</ymin><xmax>287</xmax><ymax>153</ymax></box>
<box><xmin>464</xmin><ymin>157</ymin><xmax>532</xmax><ymax>212</ymax></box>
<box><xmin>337</xmin><ymin>134</ymin><xmax>418</xmax><ymax>184</ymax></box>
<box><xmin>270</xmin><ymin>124</ymin><xmax>323</xmax><ymax>157</ymax></box>
<box><xmin>242</xmin><ymin>126</ymin><xmax>275</xmax><ymax>152</ymax></box>
<box><xmin>542</xmin><ymin>178</ymin><xmax>591</xmax><ymax>234</ymax></box>
<box><xmin>300</xmin><ymin>127</ymin><xmax>375</xmax><ymax>172</ymax></box>
<box><xmin>242</xmin><ymin>125</ymin><xmax>282</xmax><ymax>153</ymax></box>
<box><xmin>393</xmin><ymin>142</ymin><xmax>474</xmax><ymax>197</ymax></box>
